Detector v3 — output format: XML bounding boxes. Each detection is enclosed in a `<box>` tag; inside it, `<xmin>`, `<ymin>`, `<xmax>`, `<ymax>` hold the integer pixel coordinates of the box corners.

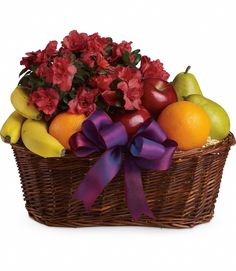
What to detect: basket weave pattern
<box><xmin>12</xmin><ymin>133</ymin><xmax>235</xmax><ymax>228</ymax></box>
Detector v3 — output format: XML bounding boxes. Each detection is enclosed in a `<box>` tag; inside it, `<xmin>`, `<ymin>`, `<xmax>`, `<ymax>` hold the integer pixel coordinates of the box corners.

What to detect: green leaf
<box><xmin>115</xmin><ymin>90</ymin><xmax>124</xmax><ymax>107</ymax></box>
<box><xmin>58</xmin><ymin>92</ymin><xmax>70</xmax><ymax>110</ymax></box>
<box><xmin>95</xmin><ymin>94</ymin><xmax>107</xmax><ymax>111</ymax></box>
<box><xmin>69</xmin><ymin>87</ymin><xmax>78</xmax><ymax>98</ymax></box>
<box><xmin>63</xmin><ymin>93</ymin><xmax>72</xmax><ymax>104</ymax></box>
<box><xmin>133</xmin><ymin>54</ymin><xmax>142</xmax><ymax>66</ymax></box>
<box><xmin>74</xmin><ymin>61</ymin><xmax>86</xmax><ymax>69</ymax></box>
<box><xmin>104</xmin><ymin>45</ymin><xmax>113</xmax><ymax>55</ymax></box>
<box><xmin>58</xmin><ymin>102</ymin><xmax>69</xmax><ymax>111</ymax></box>
<box><xmin>19</xmin><ymin>67</ymin><xmax>29</xmax><ymax>77</ymax></box>
<box><xmin>98</xmin><ymin>69</ymin><xmax>108</xmax><ymax>75</ymax></box>
<box><xmin>18</xmin><ymin>75</ymin><xmax>30</xmax><ymax>88</ymax></box>
<box><xmin>131</xmin><ymin>49</ymin><xmax>141</xmax><ymax>55</ymax></box>
<box><xmin>70</xmin><ymin>53</ymin><xmax>77</xmax><ymax>61</ymax></box>
<box><xmin>122</xmin><ymin>51</ymin><xmax>130</xmax><ymax>64</ymax></box>
<box><xmin>31</xmin><ymin>65</ymin><xmax>37</xmax><ymax>73</ymax></box>
<box><xmin>110</xmin><ymin>78</ymin><xmax>122</xmax><ymax>90</ymax></box>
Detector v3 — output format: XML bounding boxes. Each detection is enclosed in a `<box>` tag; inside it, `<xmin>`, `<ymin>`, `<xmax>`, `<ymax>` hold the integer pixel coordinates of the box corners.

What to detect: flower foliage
<box><xmin>19</xmin><ymin>30</ymin><xmax>169</xmax><ymax>117</ymax></box>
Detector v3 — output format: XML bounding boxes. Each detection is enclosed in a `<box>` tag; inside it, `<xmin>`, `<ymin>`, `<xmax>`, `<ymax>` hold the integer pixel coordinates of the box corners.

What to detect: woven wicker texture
<box><xmin>12</xmin><ymin>133</ymin><xmax>235</xmax><ymax>228</ymax></box>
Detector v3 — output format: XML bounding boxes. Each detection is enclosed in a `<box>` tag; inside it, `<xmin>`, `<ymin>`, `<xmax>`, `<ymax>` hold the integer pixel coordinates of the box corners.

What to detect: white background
<box><xmin>0</xmin><ymin>0</ymin><xmax>236</xmax><ymax>270</ymax></box>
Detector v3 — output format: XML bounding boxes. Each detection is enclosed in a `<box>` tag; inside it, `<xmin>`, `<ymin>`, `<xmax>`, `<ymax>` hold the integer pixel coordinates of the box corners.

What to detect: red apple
<box><xmin>112</xmin><ymin>107</ymin><xmax>150</xmax><ymax>138</ymax></box>
<box><xmin>142</xmin><ymin>78</ymin><xmax>177</xmax><ymax>116</ymax></box>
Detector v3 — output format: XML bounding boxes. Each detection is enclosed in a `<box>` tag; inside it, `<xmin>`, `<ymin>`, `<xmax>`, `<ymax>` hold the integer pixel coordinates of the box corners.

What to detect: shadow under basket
<box><xmin>12</xmin><ymin>133</ymin><xmax>235</xmax><ymax>228</ymax></box>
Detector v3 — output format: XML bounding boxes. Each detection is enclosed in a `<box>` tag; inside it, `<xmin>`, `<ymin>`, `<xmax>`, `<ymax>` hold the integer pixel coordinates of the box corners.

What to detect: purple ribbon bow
<box><xmin>70</xmin><ymin>110</ymin><xmax>177</xmax><ymax>220</ymax></box>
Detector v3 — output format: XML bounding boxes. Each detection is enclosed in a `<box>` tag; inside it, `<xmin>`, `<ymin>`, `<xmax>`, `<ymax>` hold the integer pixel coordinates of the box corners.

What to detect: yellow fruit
<box><xmin>49</xmin><ymin>112</ymin><xmax>86</xmax><ymax>149</ymax></box>
<box><xmin>157</xmin><ymin>101</ymin><xmax>211</xmax><ymax>150</ymax></box>
<box><xmin>21</xmin><ymin>119</ymin><xmax>65</xmax><ymax>158</ymax></box>
<box><xmin>11</xmin><ymin>86</ymin><xmax>41</xmax><ymax>120</ymax></box>
<box><xmin>0</xmin><ymin>111</ymin><xmax>25</xmax><ymax>144</ymax></box>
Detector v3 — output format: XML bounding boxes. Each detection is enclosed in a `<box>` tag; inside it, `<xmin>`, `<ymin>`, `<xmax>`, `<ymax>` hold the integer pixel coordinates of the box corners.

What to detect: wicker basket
<box><xmin>12</xmin><ymin>133</ymin><xmax>235</xmax><ymax>228</ymax></box>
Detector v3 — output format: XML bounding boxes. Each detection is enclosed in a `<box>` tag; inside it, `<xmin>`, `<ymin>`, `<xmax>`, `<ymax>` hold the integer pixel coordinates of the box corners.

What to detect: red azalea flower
<box><xmin>80</xmin><ymin>52</ymin><xmax>109</xmax><ymax>70</ymax></box>
<box><xmin>90</xmin><ymin>73</ymin><xmax>118</xmax><ymax>106</ymax></box>
<box><xmin>140</xmin><ymin>56</ymin><xmax>169</xmax><ymax>80</ymax></box>
<box><xmin>20</xmin><ymin>41</ymin><xmax>58</xmax><ymax>68</ymax></box>
<box><xmin>101</xmin><ymin>90</ymin><xmax>118</xmax><ymax>106</ymax></box>
<box><xmin>109</xmin><ymin>41</ymin><xmax>132</xmax><ymax>62</ymax></box>
<box><xmin>36</xmin><ymin>63</ymin><xmax>53</xmax><ymax>83</ymax></box>
<box><xmin>80</xmin><ymin>51</ymin><xmax>95</xmax><ymax>68</ymax></box>
<box><xmin>68</xmin><ymin>87</ymin><xmax>98</xmax><ymax>115</ymax></box>
<box><xmin>20</xmin><ymin>51</ymin><xmax>37</xmax><ymax>69</ymax></box>
<box><xmin>96</xmin><ymin>53</ymin><xmax>109</xmax><ymax>69</ymax></box>
<box><xmin>52</xmin><ymin>56</ymin><xmax>77</xmax><ymax>91</ymax></box>
<box><xmin>36</xmin><ymin>40</ymin><xmax>58</xmax><ymax>62</ymax></box>
<box><xmin>44</xmin><ymin>40</ymin><xmax>58</xmax><ymax>56</ymax></box>
<box><xmin>116</xmin><ymin>66</ymin><xmax>143</xmax><ymax>110</ymax></box>
<box><xmin>90</xmin><ymin>74</ymin><xmax>115</xmax><ymax>91</ymax></box>
<box><xmin>29</xmin><ymin>87</ymin><xmax>59</xmax><ymax>115</ymax></box>
<box><xmin>87</xmin><ymin>33</ymin><xmax>111</xmax><ymax>54</ymax></box>
<box><xmin>62</xmin><ymin>30</ymin><xmax>88</xmax><ymax>52</ymax></box>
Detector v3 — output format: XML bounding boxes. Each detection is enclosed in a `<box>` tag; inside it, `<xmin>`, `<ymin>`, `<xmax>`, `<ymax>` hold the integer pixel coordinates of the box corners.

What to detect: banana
<box><xmin>11</xmin><ymin>86</ymin><xmax>42</xmax><ymax>120</ymax></box>
<box><xmin>21</xmin><ymin>119</ymin><xmax>65</xmax><ymax>158</ymax></box>
<box><xmin>1</xmin><ymin>111</ymin><xmax>25</xmax><ymax>144</ymax></box>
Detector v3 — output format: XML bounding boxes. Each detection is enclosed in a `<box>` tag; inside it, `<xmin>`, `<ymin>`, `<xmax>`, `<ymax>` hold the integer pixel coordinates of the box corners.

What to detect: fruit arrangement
<box><xmin>1</xmin><ymin>31</ymin><xmax>231</xmax><ymax>157</ymax></box>
<box><xmin>1</xmin><ymin>30</ymin><xmax>234</xmax><ymax>224</ymax></box>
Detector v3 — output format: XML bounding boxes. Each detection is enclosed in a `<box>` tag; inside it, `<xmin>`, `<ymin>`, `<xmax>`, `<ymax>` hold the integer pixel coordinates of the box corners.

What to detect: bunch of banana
<box><xmin>0</xmin><ymin>111</ymin><xmax>25</xmax><ymax>144</ymax></box>
<box><xmin>1</xmin><ymin>86</ymin><xmax>65</xmax><ymax>158</ymax></box>
<box><xmin>21</xmin><ymin>119</ymin><xmax>65</xmax><ymax>158</ymax></box>
<box><xmin>11</xmin><ymin>86</ymin><xmax>42</xmax><ymax>120</ymax></box>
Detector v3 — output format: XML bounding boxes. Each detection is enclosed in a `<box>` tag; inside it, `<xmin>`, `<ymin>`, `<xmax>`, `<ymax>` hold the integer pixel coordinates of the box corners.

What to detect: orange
<box><xmin>157</xmin><ymin>101</ymin><xmax>211</xmax><ymax>150</ymax></box>
<box><xmin>49</xmin><ymin>112</ymin><xmax>86</xmax><ymax>149</ymax></box>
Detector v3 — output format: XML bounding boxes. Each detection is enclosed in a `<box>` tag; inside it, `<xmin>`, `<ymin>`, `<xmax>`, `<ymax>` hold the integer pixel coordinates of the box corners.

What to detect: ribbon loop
<box><xmin>135</xmin><ymin>117</ymin><xmax>167</xmax><ymax>143</ymax></box>
<box><xmin>130</xmin><ymin>136</ymin><xmax>166</xmax><ymax>160</ymax></box>
<box><xmin>82</xmin><ymin>109</ymin><xmax>113</xmax><ymax>148</ymax></box>
<box><xmin>69</xmin><ymin>133</ymin><xmax>100</xmax><ymax>157</ymax></box>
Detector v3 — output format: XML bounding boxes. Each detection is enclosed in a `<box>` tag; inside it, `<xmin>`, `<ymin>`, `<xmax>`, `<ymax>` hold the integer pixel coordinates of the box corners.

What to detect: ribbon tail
<box><xmin>124</xmin><ymin>155</ymin><xmax>155</xmax><ymax>220</ymax></box>
<box><xmin>73</xmin><ymin>148</ymin><xmax>122</xmax><ymax>210</ymax></box>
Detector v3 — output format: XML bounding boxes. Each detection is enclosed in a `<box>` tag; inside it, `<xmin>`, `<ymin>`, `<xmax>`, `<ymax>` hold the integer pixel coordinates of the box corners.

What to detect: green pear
<box><xmin>184</xmin><ymin>94</ymin><xmax>230</xmax><ymax>140</ymax></box>
<box><xmin>172</xmin><ymin>66</ymin><xmax>203</xmax><ymax>101</ymax></box>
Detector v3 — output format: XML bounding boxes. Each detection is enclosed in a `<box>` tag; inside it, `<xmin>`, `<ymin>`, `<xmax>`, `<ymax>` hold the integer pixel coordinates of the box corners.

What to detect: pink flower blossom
<box><xmin>102</xmin><ymin>90</ymin><xmax>118</xmax><ymax>106</ymax></box>
<box><xmin>35</xmin><ymin>63</ymin><xmax>53</xmax><ymax>83</ymax></box>
<box><xmin>52</xmin><ymin>57</ymin><xmax>77</xmax><ymax>91</ymax></box>
<box><xmin>29</xmin><ymin>87</ymin><xmax>59</xmax><ymax>115</ymax></box>
<box><xmin>140</xmin><ymin>56</ymin><xmax>169</xmax><ymax>80</ymax></box>
<box><xmin>20</xmin><ymin>41</ymin><xmax>58</xmax><ymax>68</ymax></box>
<box><xmin>80</xmin><ymin>51</ymin><xmax>109</xmax><ymax>70</ymax></box>
<box><xmin>96</xmin><ymin>53</ymin><xmax>109</xmax><ymax>69</ymax></box>
<box><xmin>79</xmin><ymin>51</ymin><xmax>95</xmax><ymax>68</ymax></box>
<box><xmin>86</xmin><ymin>33</ymin><xmax>111</xmax><ymax>54</ymax></box>
<box><xmin>109</xmin><ymin>41</ymin><xmax>132</xmax><ymax>62</ymax></box>
<box><xmin>68</xmin><ymin>87</ymin><xmax>98</xmax><ymax>115</ymax></box>
<box><xmin>116</xmin><ymin>66</ymin><xmax>143</xmax><ymax>110</ymax></box>
<box><xmin>20</xmin><ymin>51</ymin><xmax>37</xmax><ymax>68</ymax></box>
<box><xmin>62</xmin><ymin>30</ymin><xmax>88</xmax><ymax>52</ymax></box>
<box><xmin>90</xmin><ymin>74</ymin><xmax>115</xmax><ymax>91</ymax></box>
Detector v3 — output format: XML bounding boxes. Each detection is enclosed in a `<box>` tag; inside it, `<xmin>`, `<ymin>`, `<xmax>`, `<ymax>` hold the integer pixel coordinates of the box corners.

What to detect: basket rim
<box><xmin>174</xmin><ymin>132</ymin><xmax>235</xmax><ymax>159</ymax></box>
<box><xmin>11</xmin><ymin>132</ymin><xmax>235</xmax><ymax>161</ymax></box>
